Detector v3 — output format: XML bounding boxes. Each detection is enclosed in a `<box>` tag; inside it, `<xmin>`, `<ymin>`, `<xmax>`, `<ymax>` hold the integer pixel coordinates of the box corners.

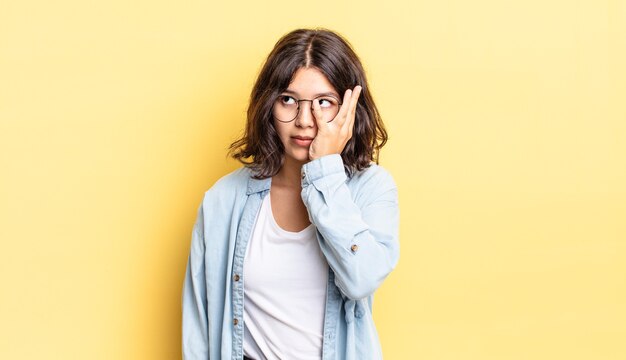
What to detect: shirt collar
<box><xmin>246</xmin><ymin>175</ymin><xmax>271</xmax><ymax>195</ymax></box>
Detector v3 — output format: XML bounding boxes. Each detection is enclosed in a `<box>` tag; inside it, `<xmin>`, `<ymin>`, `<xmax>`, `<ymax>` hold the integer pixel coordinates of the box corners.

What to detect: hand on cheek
<box><xmin>308</xmin><ymin>85</ymin><xmax>362</xmax><ymax>160</ymax></box>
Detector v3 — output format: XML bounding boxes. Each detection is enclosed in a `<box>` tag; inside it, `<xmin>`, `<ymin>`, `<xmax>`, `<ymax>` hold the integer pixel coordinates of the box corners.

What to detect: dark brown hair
<box><xmin>229</xmin><ymin>28</ymin><xmax>388</xmax><ymax>179</ymax></box>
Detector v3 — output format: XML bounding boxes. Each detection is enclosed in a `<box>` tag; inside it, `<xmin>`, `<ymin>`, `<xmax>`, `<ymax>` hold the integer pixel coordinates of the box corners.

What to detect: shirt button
<box><xmin>233</xmin><ymin>274</ymin><xmax>240</xmax><ymax>281</ymax></box>
<box><xmin>301</xmin><ymin>172</ymin><xmax>306</xmax><ymax>179</ymax></box>
<box><xmin>350</xmin><ymin>244</ymin><xmax>359</xmax><ymax>252</ymax></box>
<box><xmin>233</xmin><ymin>318</ymin><xmax>239</xmax><ymax>326</ymax></box>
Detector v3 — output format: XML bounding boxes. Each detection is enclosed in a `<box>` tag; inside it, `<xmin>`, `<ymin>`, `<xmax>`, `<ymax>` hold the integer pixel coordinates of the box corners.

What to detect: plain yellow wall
<box><xmin>1</xmin><ymin>0</ymin><xmax>625</xmax><ymax>359</ymax></box>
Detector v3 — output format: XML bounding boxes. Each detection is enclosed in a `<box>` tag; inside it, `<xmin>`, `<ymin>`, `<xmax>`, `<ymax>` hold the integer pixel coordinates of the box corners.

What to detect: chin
<box><xmin>284</xmin><ymin>149</ymin><xmax>310</xmax><ymax>164</ymax></box>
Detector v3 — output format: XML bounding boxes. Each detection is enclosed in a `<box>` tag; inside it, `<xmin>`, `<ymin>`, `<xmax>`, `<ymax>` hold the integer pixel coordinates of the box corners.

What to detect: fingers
<box><xmin>311</xmin><ymin>98</ymin><xmax>324</xmax><ymax>127</ymax></box>
<box><xmin>308</xmin><ymin>85</ymin><xmax>361</xmax><ymax>158</ymax></box>
<box><xmin>342</xmin><ymin>85</ymin><xmax>362</xmax><ymax>134</ymax></box>
<box><xmin>334</xmin><ymin>88</ymin><xmax>353</xmax><ymax>125</ymax></box>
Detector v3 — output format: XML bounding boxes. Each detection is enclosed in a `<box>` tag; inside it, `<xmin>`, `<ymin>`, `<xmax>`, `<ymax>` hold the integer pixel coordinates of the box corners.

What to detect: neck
<box><xmin>274</xmin><ymin>156</ymin><xmax>306</xmax><ymax>187</ymax></box>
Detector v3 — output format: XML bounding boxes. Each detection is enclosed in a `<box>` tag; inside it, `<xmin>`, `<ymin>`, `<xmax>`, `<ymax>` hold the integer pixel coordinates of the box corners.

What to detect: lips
<box><xmin>291</xmin><ymin>135</ymin><xmax>314</xmax><ymax>147</ymax></box>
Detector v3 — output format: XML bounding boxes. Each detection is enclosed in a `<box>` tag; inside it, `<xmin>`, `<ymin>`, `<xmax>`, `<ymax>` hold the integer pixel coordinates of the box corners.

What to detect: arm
<box><xmin>301</xmin><ymin>154</ymin><xmax>400</xmax><ymax>300</ymax></box>
<box><xmin>181</xmin><ymin>200</ymin><xmax>209</xmax><ymax>359</ymax></box>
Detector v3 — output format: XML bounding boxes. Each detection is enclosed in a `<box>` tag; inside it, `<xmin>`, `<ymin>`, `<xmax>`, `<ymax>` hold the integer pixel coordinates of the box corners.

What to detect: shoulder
<box><xmin>202</xmin><ymin>166</ymin><xmax>254</xmax><ymax>207</ymax></box>
<box><xmin>349</xmin><ymin>162</ymin><xmax>397</xmax><ymax>191</ymax></box>
<box><xmin>346</xmin><ymin>162</ymin><xmax>397</xmax><ymax>206</ymax></box>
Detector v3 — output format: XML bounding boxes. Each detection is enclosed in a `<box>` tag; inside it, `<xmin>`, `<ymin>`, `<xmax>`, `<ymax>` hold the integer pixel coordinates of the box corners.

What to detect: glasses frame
<box><xmin>272</xmin><ymin>94</ymin><xmax>343</xmax><ymax>123</ymax></box>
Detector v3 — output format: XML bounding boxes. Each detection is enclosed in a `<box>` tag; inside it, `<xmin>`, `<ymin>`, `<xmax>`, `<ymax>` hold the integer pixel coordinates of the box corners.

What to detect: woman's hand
<box><xmin>308</xmin><ymin>85</ymin><xmax>362</xmax><ymax>160</ymax></box>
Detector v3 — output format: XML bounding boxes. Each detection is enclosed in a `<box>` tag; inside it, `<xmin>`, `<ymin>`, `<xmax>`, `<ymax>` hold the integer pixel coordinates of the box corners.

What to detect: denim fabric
<box><xmin>182</xmin><ymin>154</ymin><xmax>400</xmax><ymax>360</ymax></box>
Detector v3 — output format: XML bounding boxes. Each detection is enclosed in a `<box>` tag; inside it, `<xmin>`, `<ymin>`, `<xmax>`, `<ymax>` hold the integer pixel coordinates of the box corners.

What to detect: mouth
<box><xmin>291</xmin><ymin>135</ymin><xmax>314</xmax><ymax>147</ymax></box>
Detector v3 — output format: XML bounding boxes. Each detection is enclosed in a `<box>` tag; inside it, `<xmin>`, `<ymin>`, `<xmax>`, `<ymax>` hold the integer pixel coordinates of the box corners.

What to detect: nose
<box><xmin>294</xmin><ymin>100</ymin><xmax>316</xmax><ymax>128</ymax></box>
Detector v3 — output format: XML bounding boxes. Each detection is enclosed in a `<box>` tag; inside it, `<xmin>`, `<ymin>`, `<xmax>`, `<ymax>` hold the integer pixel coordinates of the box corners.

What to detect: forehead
<box><xmin>285</xmin><ymin>67</ymin><xmax>339</xmax><ymax>97</ymax></box>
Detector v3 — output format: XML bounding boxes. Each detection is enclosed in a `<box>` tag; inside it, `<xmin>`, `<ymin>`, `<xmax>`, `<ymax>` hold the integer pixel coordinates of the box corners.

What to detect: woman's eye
<box><xmin>318</xmin><ymin>98</ymin><xmax>335</xmax><ymax>108</ymax></box>
<box><xmin>280</xmin><ymin>96</ymin><xmax>296</xmax><ymax>105</ymax></box>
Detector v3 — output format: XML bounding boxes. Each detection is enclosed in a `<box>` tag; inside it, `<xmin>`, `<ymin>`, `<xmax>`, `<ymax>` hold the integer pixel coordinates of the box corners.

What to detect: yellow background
<box><xmin>1</xmin><ymin>0</ymin><xmax>625</xmax><ymax>359</ymax></box>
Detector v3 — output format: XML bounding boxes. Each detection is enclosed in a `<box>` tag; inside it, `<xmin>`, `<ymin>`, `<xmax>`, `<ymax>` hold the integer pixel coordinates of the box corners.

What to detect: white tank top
<box><xmin>243</xmin><ymin>193</ymin><xmax>329</xmax><ymax>360</ymax></box>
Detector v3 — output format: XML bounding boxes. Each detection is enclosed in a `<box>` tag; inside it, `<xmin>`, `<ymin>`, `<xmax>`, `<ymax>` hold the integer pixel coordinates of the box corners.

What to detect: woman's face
<box><xmin>273</xmin><ymin>67</ymin><xmax>340</xmax><ymax>165</ymax></box>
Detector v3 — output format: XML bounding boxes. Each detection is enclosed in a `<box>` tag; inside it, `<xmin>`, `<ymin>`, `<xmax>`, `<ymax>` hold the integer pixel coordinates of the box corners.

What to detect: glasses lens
<box><xmin>316</xmin><ymin>96</ymin><xmax>340</xmax><ymax>123</ymax></box>
<box><xmin>273</xmin><ymin>95</ymin><xmax>298</xmax><ymax>122</ymax></box>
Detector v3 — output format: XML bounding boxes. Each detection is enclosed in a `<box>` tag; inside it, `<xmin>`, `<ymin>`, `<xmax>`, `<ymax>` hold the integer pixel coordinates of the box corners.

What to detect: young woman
<box><xmin>182</xmin><ymin>28</ymin><xmax>400</xmax><ymax>360</ymax></box>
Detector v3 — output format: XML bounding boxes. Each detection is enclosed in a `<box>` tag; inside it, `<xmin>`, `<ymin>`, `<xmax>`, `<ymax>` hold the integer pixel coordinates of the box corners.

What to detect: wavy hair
<box><xmin>229</xmin><ymin>28</ymin><xmax>388</xmax><ymax>179</ymax></box>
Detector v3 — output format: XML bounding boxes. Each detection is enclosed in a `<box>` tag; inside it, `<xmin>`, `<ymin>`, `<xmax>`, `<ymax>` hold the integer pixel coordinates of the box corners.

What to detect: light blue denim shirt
<box><xmin>182</xmin><ymin>154</ymin><xmax>399</xmax><ymax>360</ymax></box>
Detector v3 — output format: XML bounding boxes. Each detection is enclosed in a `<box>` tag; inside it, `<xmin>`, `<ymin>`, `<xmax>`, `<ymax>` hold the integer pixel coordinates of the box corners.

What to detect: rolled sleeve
<box><xmin>301</xmin><ymin>155</ymin><xmax>400</xmax><ymax>300</ymax></box>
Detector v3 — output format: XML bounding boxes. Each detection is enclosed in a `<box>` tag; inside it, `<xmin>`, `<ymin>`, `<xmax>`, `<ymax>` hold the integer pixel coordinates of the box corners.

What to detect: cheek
<box><xmin>273</xmin><ymin>122</ymin><xmax>289</xmax><ymax>143</ymax></box>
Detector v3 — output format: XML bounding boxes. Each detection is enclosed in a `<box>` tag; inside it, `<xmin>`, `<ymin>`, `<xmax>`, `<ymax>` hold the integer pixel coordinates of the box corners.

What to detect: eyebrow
<box><xmin>282</xmin><ymin>89</ymin><xmax>340</xmax><ymax>99</ymax></box>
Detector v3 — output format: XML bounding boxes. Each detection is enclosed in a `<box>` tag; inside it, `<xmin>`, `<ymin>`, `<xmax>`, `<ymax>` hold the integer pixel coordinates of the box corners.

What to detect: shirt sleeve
<box><xmin>181</xmin><ymin>199</ymin><xmax>209</xmax><ymax>359</ymax></box>
<box><xmin>300</xmin><ymin>154</ymin><xmax>400</xmax><ymax>300</ymax></box>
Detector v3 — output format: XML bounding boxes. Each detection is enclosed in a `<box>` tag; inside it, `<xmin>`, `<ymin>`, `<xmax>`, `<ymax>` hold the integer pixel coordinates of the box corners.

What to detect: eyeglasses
<box><xmin>272</xmin><ymin>94</ymin><xmax>342</xmax><ymax>123</ymax></box>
